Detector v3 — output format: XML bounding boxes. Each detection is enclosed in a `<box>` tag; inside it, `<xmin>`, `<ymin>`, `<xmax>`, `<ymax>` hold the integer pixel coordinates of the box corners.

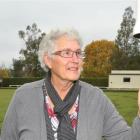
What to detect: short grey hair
<box><xmin>38</xmin><ymin>28</ymin><xmax>83</xmax><ymax>72</ymax></box>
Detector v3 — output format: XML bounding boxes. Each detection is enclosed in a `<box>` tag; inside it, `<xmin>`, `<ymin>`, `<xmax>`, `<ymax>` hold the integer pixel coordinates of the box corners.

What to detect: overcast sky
<box><xmin>0</xmin><ymin>0</ymin><xmax>136</xmax><ymax>68</ymax></box>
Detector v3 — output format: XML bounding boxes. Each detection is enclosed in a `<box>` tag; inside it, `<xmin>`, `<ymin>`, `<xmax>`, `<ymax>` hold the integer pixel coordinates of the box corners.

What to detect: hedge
<box><xmin>80</xmin><ymin>77</ymin><xmax>108</xmax><ymax>87</ymax></box>
<box><xmin>1</xmin><ymin>77</ymin><xmax>42</xmax><ymax>87</ymax></box>
<box><xmin>0</xmin><ymin>77</ymin><xmax>108</xmax><ymax>87</ymax></box>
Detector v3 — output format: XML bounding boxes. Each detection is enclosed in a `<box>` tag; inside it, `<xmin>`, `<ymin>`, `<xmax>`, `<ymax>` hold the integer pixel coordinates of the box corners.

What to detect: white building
<box><xmin>109</xmin><ymin>70</ymin><xmax>140</xmax><ymax>89</ymax></box>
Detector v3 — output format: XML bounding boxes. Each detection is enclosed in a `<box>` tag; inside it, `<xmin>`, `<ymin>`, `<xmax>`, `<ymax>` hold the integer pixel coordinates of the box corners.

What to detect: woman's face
<box><xmin>44</xmin><ymin>36</ymin><xmax>83</xmax><ymax>82</ymax></box>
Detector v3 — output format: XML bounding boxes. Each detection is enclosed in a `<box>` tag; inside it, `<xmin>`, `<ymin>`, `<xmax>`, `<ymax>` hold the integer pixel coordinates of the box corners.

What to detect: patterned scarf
<box><xmin>43</xmin><ymin>71</ymin><xmax>81</xmax><ymax>140</ymax></box>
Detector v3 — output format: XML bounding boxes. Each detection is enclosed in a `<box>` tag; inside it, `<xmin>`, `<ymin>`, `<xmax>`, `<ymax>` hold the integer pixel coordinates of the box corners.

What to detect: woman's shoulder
<box><xmin>17</xmin><ymin>79</ymin><xmax>44</xmax><ymax>91</ymax></box>
<box><xmin>79</xmin><ymin>80</ymin><xmax>103</xmax><ymax>94</ymax></box>
<box><xmin>79</xmin><ymin>80</ymin><xmax>108</xmax><ymax>102</ymax></box>
<box><xmin>14</xmin><ymin>79</ymin><xmax>44</xmax><ymax>98</ymax></box>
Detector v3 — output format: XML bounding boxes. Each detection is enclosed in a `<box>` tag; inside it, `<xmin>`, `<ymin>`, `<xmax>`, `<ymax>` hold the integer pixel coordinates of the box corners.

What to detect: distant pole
<box><xmin>133</xmin><ymin>0</ymin><xmax>140</xmax><ymax>38</ymax></box>
<box><xmin>0</xmin><ymin>77</ymin><xmax>2</xmax><ymax>87</ymax></box>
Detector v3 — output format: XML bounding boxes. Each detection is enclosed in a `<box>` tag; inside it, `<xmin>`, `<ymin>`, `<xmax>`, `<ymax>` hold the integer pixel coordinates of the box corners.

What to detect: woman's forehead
<box><xmin>55</xmin><ymin>36</ymin><xmax>80</xmax><ymax>50</ymax></box>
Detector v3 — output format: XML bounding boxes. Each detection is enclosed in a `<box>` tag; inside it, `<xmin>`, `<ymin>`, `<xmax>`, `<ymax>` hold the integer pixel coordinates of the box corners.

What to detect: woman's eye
<box><xmin>77</xmin><ymin>51</ymin><xmax>81</xmax><ymax>55</ymax></box>
<box><xmin>65</xmin><ymin>51</ymin><xmax>70</xmax><ymax>55</ymax></box>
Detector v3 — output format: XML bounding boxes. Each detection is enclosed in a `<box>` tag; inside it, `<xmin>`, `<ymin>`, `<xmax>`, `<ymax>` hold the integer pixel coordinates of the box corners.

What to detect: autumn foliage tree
<box><xmin>82</xmin><ymin>40</ymin><xmax>116</xmax><ymax>77</ymax></box>
<box><xmin>0</xmin><ymin>65</ymin><xmax>10</xmax><ymax>78</ymax></box>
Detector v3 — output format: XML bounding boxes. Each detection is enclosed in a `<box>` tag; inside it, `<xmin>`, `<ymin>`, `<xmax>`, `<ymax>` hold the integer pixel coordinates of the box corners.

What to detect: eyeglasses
<box><xmin>52</xmin><ymin>49</ymin><xmax>85</xmax><ymax>58</ymax></box>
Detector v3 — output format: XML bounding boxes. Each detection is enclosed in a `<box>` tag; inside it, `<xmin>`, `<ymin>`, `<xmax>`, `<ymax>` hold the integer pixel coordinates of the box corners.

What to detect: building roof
<box><xmin>111</xmin><ymin>70</ymin><xmax>140</xmax><ymax>75</ymax></box>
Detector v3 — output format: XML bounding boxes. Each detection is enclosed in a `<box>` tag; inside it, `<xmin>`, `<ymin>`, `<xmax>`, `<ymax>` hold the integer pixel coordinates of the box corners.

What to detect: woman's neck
<box><xmin>51</xmin><ymin>76</ymin><xmax>74</xmax><ymax>100</ymax></box>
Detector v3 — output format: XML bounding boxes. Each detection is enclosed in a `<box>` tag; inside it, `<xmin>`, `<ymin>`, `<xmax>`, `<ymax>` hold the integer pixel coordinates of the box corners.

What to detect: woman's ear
<box><xmin>43</xmin><ymin>54</ymin><xmax>52</xmax><ymax>69</ymax></box>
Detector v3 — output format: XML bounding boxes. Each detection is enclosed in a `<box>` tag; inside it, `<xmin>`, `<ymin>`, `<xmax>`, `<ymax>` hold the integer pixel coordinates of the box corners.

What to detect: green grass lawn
<box><xmin>0</xmin><ymin>89</ymin><xmax>138</xmax><ymax>130</ymax></box>
<box><xmin>0</xmin><ymin>88</ymin><xmax>15</xmax><ymax>130</ymax></box>
<box><xmin>105</xmin><ymin>91</ymin><xmax>138</xmax><ymax>125</ymax></box>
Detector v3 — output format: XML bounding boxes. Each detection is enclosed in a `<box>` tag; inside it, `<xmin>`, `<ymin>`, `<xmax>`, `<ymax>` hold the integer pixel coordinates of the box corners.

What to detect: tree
<box><xmin>12</xmin><ymin>23</ymin><xmax>46</xmax><ymax>77</ymax></box>
<box><xmin>11</xmin><ymin>59</ymin><xmax>24</xmax><ymax>77</ymax></box>
<box><xmin>113</xmin><ymin>6</ymin><xmax>140</xmax><ymax>70</ymax></box>
<box><xmin>82</xmin><ymin>40</ymin><xmax>116</xmax><ymax>77</ymax></box>
<box><xmin>0</xmin><ymin>65</ymin><xmax>10</xmax><ymax>78</ymax></box>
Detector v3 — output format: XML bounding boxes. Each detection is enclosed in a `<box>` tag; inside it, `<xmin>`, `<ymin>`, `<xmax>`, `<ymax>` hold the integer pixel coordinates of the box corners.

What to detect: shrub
<box><xmin>1</xmin><ymin>77</ymin><xmax>108</xmax><ymax>87</ymax></box>
<box><xmin>80</xmin><ymin>77</ymin><xmax>108</xmax><ymax>87</ymax></box>
<box><xmin>2</xmin><ymin>77</ymin><xmax>42</xmax><ymax>87</ymax></box>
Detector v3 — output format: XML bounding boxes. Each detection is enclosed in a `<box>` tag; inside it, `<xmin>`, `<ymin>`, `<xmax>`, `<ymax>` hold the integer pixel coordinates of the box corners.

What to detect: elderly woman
<box><xmin>1</xmin><ymin>28</ymin><xmax>140</xmax><ymax>140</ymax></box>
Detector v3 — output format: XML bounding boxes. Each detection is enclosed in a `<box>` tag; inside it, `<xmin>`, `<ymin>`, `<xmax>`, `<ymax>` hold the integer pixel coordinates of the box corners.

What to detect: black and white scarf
<box><xmin>43</xmin><ymin>71</ymin><xmax>81</xmax><ymax>140</ymax></box>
